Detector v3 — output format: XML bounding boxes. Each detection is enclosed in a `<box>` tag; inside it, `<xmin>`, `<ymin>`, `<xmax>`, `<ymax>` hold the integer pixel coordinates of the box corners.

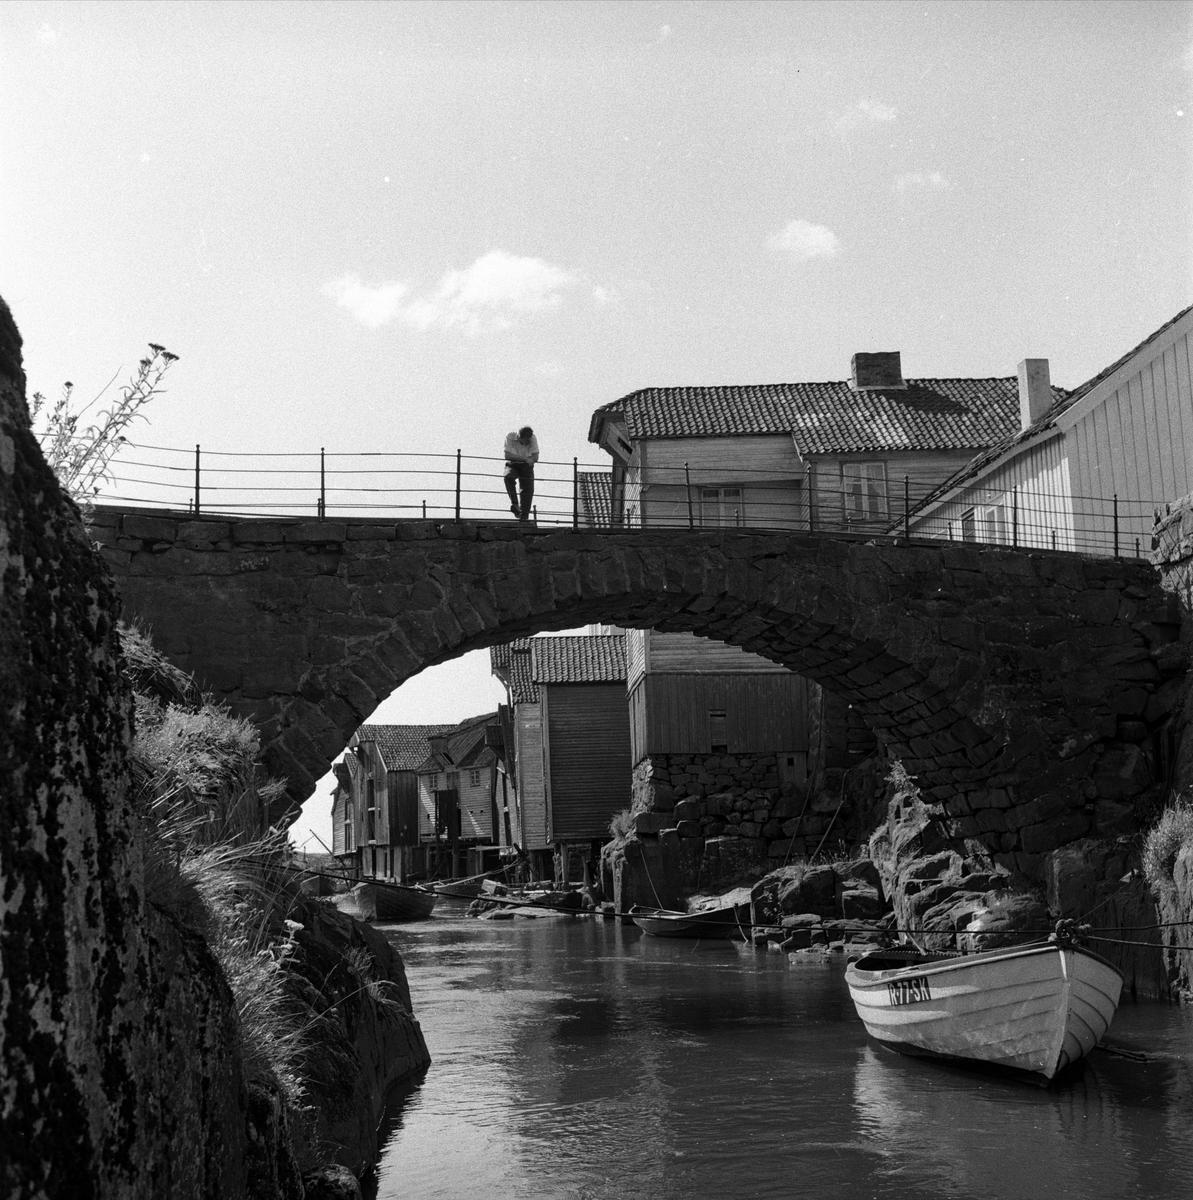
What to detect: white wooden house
<box><xmin>908</xmin><ymin>306</ymin><xmax>1193</xmax><ymax>555</ymax></box>
<box><xmin>587</xmin><ymin>352</ymin><xmax>1058</xmax><ymax>535</ymax></box>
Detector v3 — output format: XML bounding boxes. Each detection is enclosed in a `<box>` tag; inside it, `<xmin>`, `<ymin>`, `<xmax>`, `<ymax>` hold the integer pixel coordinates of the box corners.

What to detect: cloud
<box><xmin>36</xmin><ymin>23</ymin><xmax>59</xmax><ymax>45</ymax></box>
<box><xmin>838</xmin><ymin>98</ymin><xmax>897</xmax><ymax>130</ymax></box>
<box><xmin>893</xmin><ymin>171</ymin><xmax>953</xmax><ymax>194</ymax></box>
<box><xmin>769</xmin><ymin>220</ymin><xmax>840</xmax><ymax>264</ymax></box>
<box><xmin>325</xmin><ymin>250</ymin><xmax>602</xmax><ymax>333</ymax></box>
<box><xmin>323</xmin><ymin>275</ymin><xmax>411</xmax><ymax>329</ymax></box>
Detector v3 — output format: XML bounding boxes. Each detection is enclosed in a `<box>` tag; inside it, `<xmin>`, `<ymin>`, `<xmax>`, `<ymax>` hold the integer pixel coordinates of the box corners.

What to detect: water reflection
<box><xmin>371</xmin><ymin>910</ymin><xmax>1192</xmax><ymax>1200</ymax></box>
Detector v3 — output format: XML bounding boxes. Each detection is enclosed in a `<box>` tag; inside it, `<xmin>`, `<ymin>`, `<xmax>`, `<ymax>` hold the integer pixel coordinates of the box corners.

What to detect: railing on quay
<box><xmin>86</xmin><ymin>439</ymin><xmax>1167</xmax><ymax>560</ymax></box>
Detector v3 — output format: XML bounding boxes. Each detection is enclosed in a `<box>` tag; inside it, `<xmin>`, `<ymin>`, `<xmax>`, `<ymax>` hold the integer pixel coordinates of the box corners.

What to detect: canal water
<box><xmin>375</xmin><ymin>905</ymin><xmax>1193</xmax><ymax>1200</ymax></box>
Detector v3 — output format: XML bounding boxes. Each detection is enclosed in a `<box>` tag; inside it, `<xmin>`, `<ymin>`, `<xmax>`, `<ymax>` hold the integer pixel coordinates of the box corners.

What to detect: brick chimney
<box><xmin>850</xmin><ymin>351</ymin><xmax>906</xmax><ymax>391</ymax></box>
<box><xmin>1017</xmin><ymin>359</ymin><xmax>1052</xmax><ymax>431</ymax></box>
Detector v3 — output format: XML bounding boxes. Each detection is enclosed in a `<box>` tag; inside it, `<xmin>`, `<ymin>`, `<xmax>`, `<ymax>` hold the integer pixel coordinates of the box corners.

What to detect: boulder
<box><xmin>838</xmin><ymin>884</ymin><xmax>884</xmax><ymax>920</ymax></box>
<box><xmin>303</xmin><ymin>1166</ymin><xmax>364</xmax><ymax>1200</ymax></box>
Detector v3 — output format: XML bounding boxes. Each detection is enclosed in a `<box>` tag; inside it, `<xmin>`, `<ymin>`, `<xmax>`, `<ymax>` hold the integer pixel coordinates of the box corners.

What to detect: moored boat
<box><xmin>845</xmin><ymin>940</ymin><xmax>1123</xmax><ymax>1081</ymax></box>
<box><xmin>341</xmin><ymin>880</ymin><xmax>438</xmax><ymax>923</ymax></box>
<box><xmin>629</xmin><ymin>902</ymin><xmax>748</xmax><ymax>939</ymax></box>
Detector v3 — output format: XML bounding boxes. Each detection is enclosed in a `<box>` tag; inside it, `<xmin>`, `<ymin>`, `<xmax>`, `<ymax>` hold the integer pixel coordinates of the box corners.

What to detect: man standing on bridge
<box><xmin>503</xmin><ymin>425</ymin><xmax>539</xmax><ymax>521</ymax></box>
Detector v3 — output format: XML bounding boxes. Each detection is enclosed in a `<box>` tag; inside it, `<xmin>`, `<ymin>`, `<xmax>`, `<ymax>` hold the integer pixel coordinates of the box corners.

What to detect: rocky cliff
<box><xmin>0</xmin><ymin>295</ymin><xmax>428</xmax><ymax>1197</ymax></box>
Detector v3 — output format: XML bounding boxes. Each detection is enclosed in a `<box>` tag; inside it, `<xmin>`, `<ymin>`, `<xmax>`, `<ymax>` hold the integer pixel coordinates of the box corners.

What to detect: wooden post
<box><xmin>903</xmin><ymin>475</ymin><xmax>910</xmax><ymax>541</ymax></box>
<box><xmin>1113</xmin><ymin>493</ymin><xmax>1119</xmax><ymax>558</ymax></box>
<box><xmin>455</xmin><ymin>449</ymin><xmax>462</xmax><ymax>520</ymax></box>
<box><xmin>685</xmin><ymin>462</ymin><xmax>694</xmax><ymax>529</ymax></box>
<box><xmin>319</xmin><ymin>446</ymin><xmax>325</xmax><ymax>520</ymax></box>
<box><xmin>194</xmin><ymin>444</ymin><xmax>201</xmax><ymax>516</ymax></box>
<box><xmin>573</xmin><ymin>457</ymin><xmax>579</xmax><ymax>529</ymax></box>
<box><xmin>1012</xmin><ymin>486</ymin><xmax>1018</xmax><ymax>548</ymax></box>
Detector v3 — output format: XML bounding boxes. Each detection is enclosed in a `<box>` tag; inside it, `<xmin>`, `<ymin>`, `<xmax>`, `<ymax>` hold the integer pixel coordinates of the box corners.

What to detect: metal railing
<box><xmin>84</xmin><ymin>439</ymin><xmax>1169</xmax><ymax>559</ymax></box>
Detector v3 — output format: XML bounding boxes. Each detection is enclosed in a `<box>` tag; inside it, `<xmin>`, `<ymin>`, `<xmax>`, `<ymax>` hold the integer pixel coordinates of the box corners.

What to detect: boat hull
<box><xmin>629</xmin><ymin>904</ymin><xmax>747</xmax><ymax>939</ymax></box>
<box><xmin>845</xmin><ymin>943</ymin><xmax>1122</xmax><ymax>1081</ymax></box>
<box><xmin>346</xmin><ymin>881</ymin><xmax>437</xmax><ymax>923</ymax></box>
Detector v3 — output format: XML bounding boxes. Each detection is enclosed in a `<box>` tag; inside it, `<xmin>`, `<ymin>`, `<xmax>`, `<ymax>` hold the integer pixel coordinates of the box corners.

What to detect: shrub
<box><xmin>1142</xmin><ymin>796</ymin><xmax>1193</xmax><ymax>896</ymax></box>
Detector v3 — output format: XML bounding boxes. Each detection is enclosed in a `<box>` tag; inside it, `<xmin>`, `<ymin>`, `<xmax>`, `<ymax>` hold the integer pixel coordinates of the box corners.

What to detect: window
<box><xmin>469</xmin><ymin>769</ymin><xmax>482</xmax><ymax>788</ymax></box>
<box><xmin>960</xmin><ymin>508</ymin><xmax>977</xmax><ymax>542</ymax></box>
<box><xmin>709</xmin><ymin>710</ymin><xmax>728</xmax><ymax>754</ymax></box>
<box><xmin>343</xmin><ymin>800</ymin><xmax>355</xmax><ymax>853</ymax></box>
<box><xmin>841</xmin><ymin>462</ymin><xmax>887</xmax><ymax>524</ymax></box>
<box><xmin>700</xmin><ymin>488</ymin><xmax>744</xmax><ymax>528</ymax></box>
<box><xmin>977</xmin><ymin>503</ymin><xmax>1007</xmax><ymax>544</ymax></box>
<box><xmin>365</xmin><ymin>779</ymin><xmax>377</xmax><ymax>842</ymax></box>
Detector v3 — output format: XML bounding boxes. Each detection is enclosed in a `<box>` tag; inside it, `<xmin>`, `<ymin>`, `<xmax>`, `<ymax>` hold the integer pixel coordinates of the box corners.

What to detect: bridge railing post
<box><xmin>685</xmin><ymin>462</ymin><xmax>694</xmax><ymax>530</ymax></box>
<box><xmin>194</xmin><ymin>444</ymin><xmax>200</xmax><ymax>517</ymax></box>
<box><xmin>573</xmin><ymin>457</ymin><xmax>579</xmax><ymax>529</ymax></box>
<box><xmin>319</xmin><ymin>447</ymin><xmax>325</xmax><ymax>521</ymax></box>
<box><xmin>903</xmin><ymin>475</ymin><xmax>910</xmax><ymax>542</ymax></box>
<box><xmin>455</xmin><ymin>449</ymin><xmax>461</xmax><ymax>521</ymax></box>
<box><xmin>1012</xmin><ymin>486</ymin><xmax>1018</xmax><ymax>548</ymax></box>
<box><xmin>1113</xmin><ymin>493</ymin><xmax>1119</xmax><ymax>558</ymax></box>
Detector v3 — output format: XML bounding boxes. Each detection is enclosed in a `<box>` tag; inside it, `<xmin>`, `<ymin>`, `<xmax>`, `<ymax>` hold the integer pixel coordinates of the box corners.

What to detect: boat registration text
<box><xmin>887</xmin><ymin>976</ymin><xmax>932</xmax><ymax>1006</ymax></box>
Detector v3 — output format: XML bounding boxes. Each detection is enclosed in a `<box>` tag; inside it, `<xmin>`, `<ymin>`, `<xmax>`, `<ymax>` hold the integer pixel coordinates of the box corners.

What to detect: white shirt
<box><xmin>504</xmin><ymin>432</ymin><xmax>539</xmax><ymax>464</ymax></box>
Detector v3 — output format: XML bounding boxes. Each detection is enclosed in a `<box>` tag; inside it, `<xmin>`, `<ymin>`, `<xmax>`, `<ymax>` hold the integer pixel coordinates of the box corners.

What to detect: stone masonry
<box><xmin>91</xmin><ymin>505</ymin><xmax>1184</xmax><ymax>881</ymax></box>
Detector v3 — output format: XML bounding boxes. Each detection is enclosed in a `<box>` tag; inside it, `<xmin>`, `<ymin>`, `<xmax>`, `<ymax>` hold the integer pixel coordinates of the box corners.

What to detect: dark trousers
<box><xmin>504</xmin><ymin>461</ymin><xmax>534</xmax><ymax>519</ymax></box>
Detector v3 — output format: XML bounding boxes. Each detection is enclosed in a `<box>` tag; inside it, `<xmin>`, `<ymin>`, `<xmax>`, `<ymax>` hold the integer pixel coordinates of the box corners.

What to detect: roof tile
<box><xmin>593</xmin><ymin>377</ymin><xmax>1068</xmax><ymax>455</ymax></box>
<box><xmin>530</xmin><ymin>635</ymin><xmax>626</xmax><ymax>684</ymax></box>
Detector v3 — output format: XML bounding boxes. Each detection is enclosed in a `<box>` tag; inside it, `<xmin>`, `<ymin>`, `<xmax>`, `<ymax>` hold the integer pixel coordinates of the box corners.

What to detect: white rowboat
<box><xmin>845</xmin><ymin>941</ymin><xmax>1123</xmax><ymax>1082</ymax></box>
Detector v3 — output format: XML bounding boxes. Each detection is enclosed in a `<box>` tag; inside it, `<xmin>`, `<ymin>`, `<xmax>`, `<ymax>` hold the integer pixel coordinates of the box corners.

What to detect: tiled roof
<box><xmin>354</xmin><ymin>723</ymin><xmax>458</xmax><ymax>772</ymax></box>
<box><xmin>591</xmin><ymin>377</ymin><xmax>1065</xmax><ymax>455</ymax></box>
<box><xmin>530</xmin><ymin>635</ymin><xmax>626</xmax><ymax>684</ymax></box>
<box><xmin>578</xmin><ymin>470</ymin><xmax>613</xmax><ymax>526</ymax></box>
<box><xmin>491</xmin><ymin>639</ymin><xmax>537</xmax><ymax>704</ymax></box>
<box><xmin>909</xmin><ymin>304</ymin><xmax>1193</xmax><ymax>515</ymax></box>
<box><xmin>414</xmin><ymin>711</ymin><xmax>497</xmax><ymax>774</ymax></box>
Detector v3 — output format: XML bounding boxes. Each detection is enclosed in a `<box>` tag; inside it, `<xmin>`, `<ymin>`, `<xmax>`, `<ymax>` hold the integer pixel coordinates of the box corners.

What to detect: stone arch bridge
<box><xmin>91</xmin><ymin>507</ymin><xmax>1180</xmax><ymax>879</ymax></box>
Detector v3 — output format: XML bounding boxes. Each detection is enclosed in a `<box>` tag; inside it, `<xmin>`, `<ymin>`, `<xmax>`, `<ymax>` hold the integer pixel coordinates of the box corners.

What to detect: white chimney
<box><xmin>1017</xmin><ymin>359</ymin><xmax>1051</xmax><ymax>431</ymax></box>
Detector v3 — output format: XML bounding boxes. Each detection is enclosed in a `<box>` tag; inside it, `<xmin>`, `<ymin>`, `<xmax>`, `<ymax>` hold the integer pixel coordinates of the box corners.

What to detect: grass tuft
<box><xmin>1142</xmin><ymin>795</ymin><xmax>1193</xmax><ymax>896</ymax></box>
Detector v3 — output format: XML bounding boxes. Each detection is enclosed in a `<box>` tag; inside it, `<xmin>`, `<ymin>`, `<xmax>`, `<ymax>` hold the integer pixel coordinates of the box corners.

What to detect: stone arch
<box><xmin>93</xmin><ymin>510</ymin><xmax>1178</xmax><ymax>876</ymax></box>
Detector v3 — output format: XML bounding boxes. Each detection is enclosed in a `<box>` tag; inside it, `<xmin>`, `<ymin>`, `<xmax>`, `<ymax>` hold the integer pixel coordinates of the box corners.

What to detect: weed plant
<box><xmin>29</xmin><ymin>343</ymin><xmax>178</xmax><ymax>510</ymax></box>
<box><xmin>1143</xmin><ymin>794</ymin><xmax>1193</xmax><ymax>896</ymax></box>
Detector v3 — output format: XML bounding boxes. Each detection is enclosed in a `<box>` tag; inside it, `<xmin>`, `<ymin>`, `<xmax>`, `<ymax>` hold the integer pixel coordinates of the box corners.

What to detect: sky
<box><xmin>2</xmin><ymin>0</ymin><xmax>1191</xmax><ymax>848</ymax></box>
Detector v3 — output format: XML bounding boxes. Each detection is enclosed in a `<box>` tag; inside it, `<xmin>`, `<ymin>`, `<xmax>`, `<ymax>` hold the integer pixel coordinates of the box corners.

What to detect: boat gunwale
<box><xmin>846</xmin><ymin>941</ymin><xmax>1123</xmax><ymax>987</ymax></box>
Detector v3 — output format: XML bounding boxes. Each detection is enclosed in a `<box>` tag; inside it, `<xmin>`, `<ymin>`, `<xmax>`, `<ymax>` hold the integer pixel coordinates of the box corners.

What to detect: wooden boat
<box><xmin>845</xmin><ymin>940</ymin><xmax>1123</xmax><ymax>1081</ymax></box>
<box><xmin>629</xmin><ymin>902</ymin><xmax>748</xmax><ymax>939</ymax></box>
<box><xmin>344</xmin><ymin>880</ymin><xmax>437</xmax><ymax>923</ymax></box>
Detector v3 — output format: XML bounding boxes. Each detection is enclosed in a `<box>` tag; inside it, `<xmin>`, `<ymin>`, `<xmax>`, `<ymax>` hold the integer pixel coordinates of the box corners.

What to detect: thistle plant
<box><xmin>29</xmin><ymin>342</ymin><xmax>179</xmax><ymax>507</ymax></box>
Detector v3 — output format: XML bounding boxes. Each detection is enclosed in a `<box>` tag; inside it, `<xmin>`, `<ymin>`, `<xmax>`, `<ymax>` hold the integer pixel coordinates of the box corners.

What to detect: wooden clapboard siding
<box><xmin>387</xmin><ymin>771</ymin><xmax>420</xmax><ymax>847</ymax></box>
<box><xmin>630</xmin><ymin>673</ymin><xmax>810</xmax><ymax>758</ymax></box>
<box><xmin>456</xmin><ymin>769</ymin><xmax>494</xmax><ymax>842</ymax></box>
<box><xmin>647</xmin><ymin>630</ymin><xmax>789</xmax><ymax>674</ymax></box>
<box><xmin>912</xmin><ymin>437</ymin><xmax>1077</xmax><ymax>550</ymax></box>
<box><xmin>541</xmin><ymin>683</ymin><xmax>632</xmax><ymax>842</ymax></box>
<box><xmin>626</xmin><ymin>628</ymin><xmax>647</xmax><ymax>689</ymax></box>
<box><xmin>912</xmin><ymin>319</ymin><xmax>1193</xmax><ymax>556</ymax></box>
<box><xmin>1065</xmin><ymin>326</ymin><xmax>1193</xmax><ymax>547</ymax></box>
<box><xmin>622</xmin><ymin>441</ymin><xmax>644</xmax><ymax>527</ymax></box>
<box><xmin>515</xmin><ymin>699</ymin><xmax>548</xmax><ymax>849</ymax></box>
<box><xmin>812</xmin><ymin>449</ymin><xmax>978</xmax><ymax>532</ymax></box>
<box><xmin>629</xmin><ymin>677</ymin><xmax>649</xmax><ymax>766</ymax></box>
<box><xmin>641</xmin><ymin>434</ymin><xmax>804</xmax><ymax>483</ymax></box>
